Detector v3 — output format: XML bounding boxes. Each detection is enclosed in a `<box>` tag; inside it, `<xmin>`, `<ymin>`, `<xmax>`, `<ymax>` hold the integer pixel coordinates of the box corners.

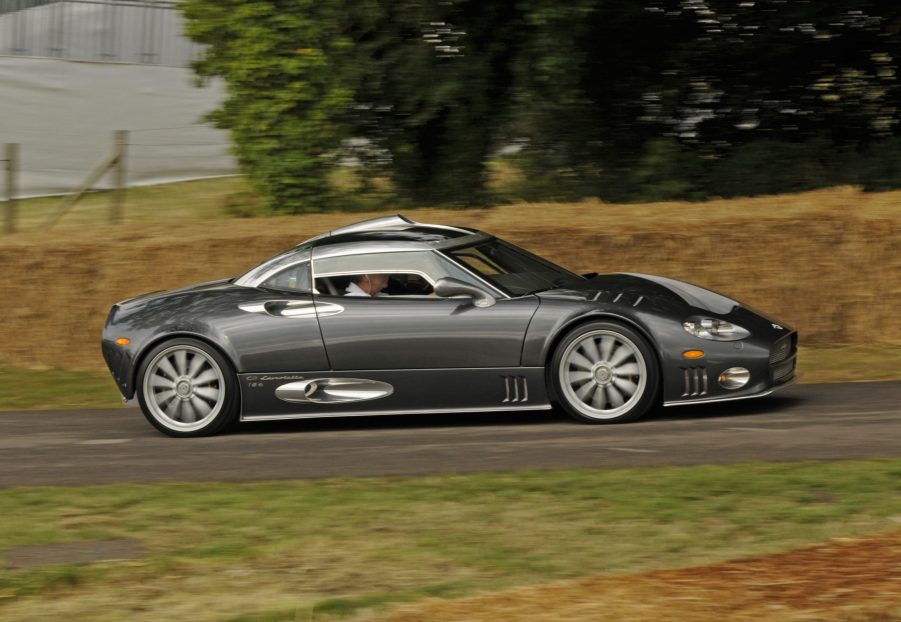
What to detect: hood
<box><xmin>116</xmin><ymin>278</ymin><xmax>236</xmax><ymax>310</ymax></box>
<box><xmin>551</xmin><ymin>273</ymin><xmax>740</xmax><ymax>315</ymax></box>
<box><xmin>619</xmin><ymin>273</ymin><xmax>739</xmax><ymax>314</ymax></box>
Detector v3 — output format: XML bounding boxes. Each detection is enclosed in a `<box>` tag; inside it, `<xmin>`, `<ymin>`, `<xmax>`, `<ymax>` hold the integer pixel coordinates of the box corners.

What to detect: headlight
<box><xmin>682</xmin><ymin>317</ymin><xmax>750</xmax><ymax>341</ymax></box>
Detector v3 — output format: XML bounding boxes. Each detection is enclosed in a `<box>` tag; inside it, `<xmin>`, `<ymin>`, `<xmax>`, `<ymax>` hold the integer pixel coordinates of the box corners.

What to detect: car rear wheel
<box><xmin>552</xmin><ymin>321</ymin><xmax>659</xmax><ymax>423</ymax></box>
<box><xmin>136</xmin><ymin>338</ymin><xmax>239</xmax><ymax>437</ymax></box>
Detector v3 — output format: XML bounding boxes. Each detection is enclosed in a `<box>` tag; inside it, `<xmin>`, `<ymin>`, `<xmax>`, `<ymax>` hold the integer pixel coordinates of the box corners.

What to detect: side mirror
<box><xmin>433</xmin><ymin>277</ymin><xmax>496</xmax><ymax>308</ymax></box>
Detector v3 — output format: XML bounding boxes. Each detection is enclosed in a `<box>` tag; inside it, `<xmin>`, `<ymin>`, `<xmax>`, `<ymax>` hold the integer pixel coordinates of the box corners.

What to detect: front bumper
<box><xmin>662</xmin><ymin>330</ymin><xmax>798</xmax><ymax>407</ymax></box>
<box><xmin>663</xmin><ymin>374</ymin><xmax>796</xmax><ymax>407</ymax></box>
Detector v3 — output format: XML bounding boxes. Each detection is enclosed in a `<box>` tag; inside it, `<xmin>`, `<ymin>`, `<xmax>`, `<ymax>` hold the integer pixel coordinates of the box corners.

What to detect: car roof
<box><xmin>234</xmin><ymin>215</ymin><xmax>492</xmax><ymax>287</ymax></box>
<box><xmin>296</xmin><ymin>215</ymin><xmax>489</xmax><ymax>256</ymax></box>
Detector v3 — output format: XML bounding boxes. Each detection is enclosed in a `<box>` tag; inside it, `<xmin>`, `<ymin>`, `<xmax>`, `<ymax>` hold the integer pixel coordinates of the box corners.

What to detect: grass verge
<box><xmin>1</xmin><ymin>460</ymin><xmax>900</xmax><ymax>621</ymax></box>
<box><xmin>1</xmin><ymin>345</ymin><xmax>899</xmax><ymax>412</ymax></box>
<box><xmin>11</xmin><ymin>170</ymin><xmax>394</xmax><ymax>234</ymax></box>
<box><xmin>798</xmin><ymin>345</ymin><xmax>901</xmax><ymax>384</ymax></box>
<box><xmin>11</xmin><ymin>177</ymin><xmax>251</xmax><ymax>233</ymax></box>
<box><xmin>0</xmin><ymin>367</ymin><xmax>121</xmax><ymax>411</ymax></box>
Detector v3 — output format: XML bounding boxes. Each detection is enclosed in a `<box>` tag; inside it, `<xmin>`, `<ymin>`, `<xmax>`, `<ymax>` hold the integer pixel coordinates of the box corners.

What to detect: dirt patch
<box><xmin>1</xmin><ymin>185</ymin><xmax>900</xmax><ymax>368</ymax></box>
<box><xmin>367</xmin><ymin>530</ymin><xmax>901</xmax><ymax>621</ymax></box>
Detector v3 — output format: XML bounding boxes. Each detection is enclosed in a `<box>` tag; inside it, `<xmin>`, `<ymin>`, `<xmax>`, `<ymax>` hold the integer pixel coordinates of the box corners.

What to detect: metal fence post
<box><xmin>4</xmin><ymin>143</ymin><xmax>19</xmax><ymax>235</ymax></box>
<box><xmin>112</xmin><ymin>130</ymin><xmax>127</xmax><ymax>224</ymax></box>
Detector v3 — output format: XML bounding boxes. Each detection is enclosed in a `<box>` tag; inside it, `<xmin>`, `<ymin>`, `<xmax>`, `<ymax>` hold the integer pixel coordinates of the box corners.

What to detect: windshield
<box><xmin>442</xmin><ymin>239</ymin><xmax>584</xmax><ymax>296</ymax></box>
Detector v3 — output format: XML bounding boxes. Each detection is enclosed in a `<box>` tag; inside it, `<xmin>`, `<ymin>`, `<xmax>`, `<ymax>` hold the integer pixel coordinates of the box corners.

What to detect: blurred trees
<box><xmin>182</xmin><ymin>0</ymin><xmax>357</xmax><ymax>211</ymax></box>
<box><xmin>183</xmin><ymin>0</ymin><xmax>901</xmax><ymax>212</ymax></box>
<box><xmin>509</xmin><ymin>0</ymin><xmax>901</xmax><ymax>201</ymax></box>
<box><xmin>347</xmin><ymin>1</ymin><xmax>526</xmax><ymax>205</ymax></box>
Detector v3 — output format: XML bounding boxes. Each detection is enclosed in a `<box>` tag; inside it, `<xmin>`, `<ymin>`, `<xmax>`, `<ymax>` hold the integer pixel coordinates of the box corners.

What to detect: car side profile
<box><xmin>102</xmin><ymin>215</ymin><xmax>797</xmax><ymax>436</ymax></box>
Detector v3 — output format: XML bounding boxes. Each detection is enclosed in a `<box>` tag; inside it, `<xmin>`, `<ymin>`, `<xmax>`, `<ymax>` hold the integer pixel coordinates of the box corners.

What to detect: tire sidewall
<box><xmin>136</xmin><ymin>337</ymin><xmax>240</xmax><ymax>437</ymax></box>
<box><xmin>550</xmin><ymin>320</ymin><xmax>660</xmax><ymax>424</ymax></box>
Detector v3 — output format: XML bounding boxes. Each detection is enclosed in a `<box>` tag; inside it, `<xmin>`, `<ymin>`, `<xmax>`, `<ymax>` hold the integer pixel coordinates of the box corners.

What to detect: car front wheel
<box><xmin>551</xmin><ymin>321</ymin><xmax>659</xmax><ymax>424</ymax></box>
<box><xmin>136</xmin><ymin>338</ymin><xmax>240</xmax><ymax>437</ymax></box>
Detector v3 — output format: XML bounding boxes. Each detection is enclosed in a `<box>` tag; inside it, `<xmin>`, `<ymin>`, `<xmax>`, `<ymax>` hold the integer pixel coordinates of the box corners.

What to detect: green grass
<box><xmin>11</xmin><ymin>177</ymin><xmax>252</xmax><ymax>233</ymax></box>
<box><xmin>0</xmin><ymin>367</ymin><xmax>122</xmax><ymax>411</ymax></box>
<box><xmin>2</xmin><ymin>345</ymin><xmax>899</xmax><ymax>412</ymax></box>
<box><xmin>1</xmin><ymin>460</ymin><xmax>900</xmax><ymax>621</ymax></box>
<box><xmin>10</xmin><ymin>170</ymin><xmax>398</xmax><ymax>234</ymax></box>
<box><xmin>799</xmin><ymin>345</ymin><xmax>901</xmax><ymax>383</ymax></box>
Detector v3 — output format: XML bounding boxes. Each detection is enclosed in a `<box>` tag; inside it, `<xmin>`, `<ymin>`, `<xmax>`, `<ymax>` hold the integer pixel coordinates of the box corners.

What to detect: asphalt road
<box><xmin>0</xmin><ymin>381</ymin><xmax>898</xmax><ymax>488</ymax></box>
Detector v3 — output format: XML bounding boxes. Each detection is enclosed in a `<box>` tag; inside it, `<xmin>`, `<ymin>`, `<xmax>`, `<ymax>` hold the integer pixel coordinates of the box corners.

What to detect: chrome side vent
<box><xmin>681</xmin><ymin>367</ymin><xmax>708</xmax><ymax>397</ymax></box>
<box><xmin>276</xmin><ymin>378</ymin><xmax>393</xmax><ymax>404</ymax></box>
<box><xmin>501</xmin><ymin>375</ymin><xmax>529</xmax><ymax>403</ymax></box>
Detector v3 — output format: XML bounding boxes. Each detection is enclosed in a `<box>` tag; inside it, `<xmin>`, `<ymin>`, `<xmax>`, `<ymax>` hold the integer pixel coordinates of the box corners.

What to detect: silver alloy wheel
<box><xmin>142</xmin><ymin>345</ymin><xmax>225</xmax><ymax>433</ymax></box>
<box><xmin>558</xmin><ymin>329</ymin><xmax>648</xmax><ymax>420</ymax></box>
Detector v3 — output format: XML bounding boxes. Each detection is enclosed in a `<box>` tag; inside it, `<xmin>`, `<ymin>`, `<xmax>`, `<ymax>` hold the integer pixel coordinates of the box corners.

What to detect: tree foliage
<box><xmin>183</xmin><ymin>0</ymin><xmax>524</xmax><ymax>210</ymax></box>
<box><xmin>182</xmin><ymin>0</ymin><xmax>901</xmax><ymax>211</ymax></box>
<box><xmin>514</xmin><ymin>1</ymin><xmax>901</xmax><ymax>200</ymax></box>
<box><xmin>183</xmin><ymin>0</ymin><xmax>355</xmax><ymax>211</ymax></box>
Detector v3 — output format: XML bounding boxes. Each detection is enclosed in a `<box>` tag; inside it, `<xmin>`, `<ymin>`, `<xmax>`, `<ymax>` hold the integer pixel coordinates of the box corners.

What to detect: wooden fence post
<box><xmin>4</xmin><ymin>143</ymin><xmax>18</xmax><ymax>234</ymax></box>
<box><xmin>112</xmin><ymin>130</ymin><xmax>127</xmax><ymax>224</ymax></box>
<box><xmin>44</xmin><ymin>130</ymin><xmax>126</xmax><ymax>231</ymax></box>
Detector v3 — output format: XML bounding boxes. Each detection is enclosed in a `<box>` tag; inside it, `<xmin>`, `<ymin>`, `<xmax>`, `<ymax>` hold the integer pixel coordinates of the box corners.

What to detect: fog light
<box><xmin>719</xmin><ymin>367</ymin><xmax>750</xmax><ymax>390</ymax></box>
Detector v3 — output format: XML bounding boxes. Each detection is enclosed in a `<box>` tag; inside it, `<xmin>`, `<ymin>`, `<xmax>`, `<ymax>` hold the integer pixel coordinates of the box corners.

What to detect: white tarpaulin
<box><xmin>0</xmin><ymin>56</ymin><xmax>237</xmax><ymax>197</ymax></box>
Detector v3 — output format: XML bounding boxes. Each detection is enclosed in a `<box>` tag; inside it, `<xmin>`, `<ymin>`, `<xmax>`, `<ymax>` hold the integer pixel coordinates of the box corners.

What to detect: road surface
<box><xmin>0</xmin><ymin>381</ymin><xmax>898</xmax><ymax>487</ymax></box>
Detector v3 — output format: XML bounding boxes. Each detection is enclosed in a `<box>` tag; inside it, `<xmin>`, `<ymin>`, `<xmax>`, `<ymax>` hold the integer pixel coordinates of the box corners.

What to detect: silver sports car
<box><xmin>102</xmin><ymin>215</ymin><xmax>797</xmax><ymax>436</ymax></box>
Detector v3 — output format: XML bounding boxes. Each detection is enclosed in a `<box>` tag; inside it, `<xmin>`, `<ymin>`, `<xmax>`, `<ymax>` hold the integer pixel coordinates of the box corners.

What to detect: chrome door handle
<box><xmin>238</xmin><ymin>300</ymin><xmax>344</xmax><ymax>319</ymax></box>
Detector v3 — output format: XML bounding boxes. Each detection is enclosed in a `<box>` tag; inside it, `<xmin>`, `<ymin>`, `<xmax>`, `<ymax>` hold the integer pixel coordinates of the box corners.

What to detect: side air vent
<box><xmin>276</xmin><ymin>378</ymin><xmax>393</xmax><ymax>404</ymax></box>
<box><xmin>681</xmin><ymin>367</ymin><xmax>708</xmax><ymax>397</ymax></box>
<box><xmin>609</xmin><ymin>292</ymin><xmax>645</xmax><ymax>307</ymax></box>
<box><xmin>501</xmin><ymin>375</ymin><xmax>529</xmax><ymax>403</ymax></box>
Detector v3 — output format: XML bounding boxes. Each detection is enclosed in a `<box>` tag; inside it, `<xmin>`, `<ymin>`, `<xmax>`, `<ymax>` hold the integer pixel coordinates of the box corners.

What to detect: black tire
<box><xmin>135</xmin><ymin>337</ymin><xmax>240</xmax><ymax>437</ymax></box>
<box><xmin>550</xmin><ymin>320</ymin><xmax>659</xmax><ymax>424</ymax></box>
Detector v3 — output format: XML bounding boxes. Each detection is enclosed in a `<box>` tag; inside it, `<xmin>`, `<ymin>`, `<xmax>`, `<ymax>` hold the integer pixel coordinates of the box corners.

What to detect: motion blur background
<box><xmin>2</xmin><ymin>0</ymin><xmax>901</xmax><ymax>205</ymax></box>
<box><xmin>0</xmin><ymin>0</ymin><xmax>233</xmax><ymax>196</ymax></box>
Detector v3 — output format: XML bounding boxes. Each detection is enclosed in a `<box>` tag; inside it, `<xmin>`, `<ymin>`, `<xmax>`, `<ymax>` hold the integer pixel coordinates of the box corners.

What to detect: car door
<box><xmin>311</xmin><ymin>250</ymin><xmax>540</xmax><ymax>370</ymax></box>
<box><xmin>227</xmin><ymin>258</ymin><xmax>331</xmax><ymax>373</ymax></box>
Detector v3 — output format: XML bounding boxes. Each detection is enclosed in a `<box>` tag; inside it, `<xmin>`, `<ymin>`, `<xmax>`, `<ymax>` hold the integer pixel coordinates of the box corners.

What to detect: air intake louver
<box><xmin>501</xmin><ymin>376</ymin><xmax>529</xmax><ymax>403</ymax></box>
<box><xmin>772</xmin><ymin>360</ymin><xmax>795</xmax><ymax>382</ymax></box>
<box><xmin>770</xmin><ymin>336</ymin><xmax>792</xmax><ymax>364</ymax></box>
<box><xmin>681</xmin><ymin>367</ymin><xmax>708</xmax><ymax>397</ymax></box>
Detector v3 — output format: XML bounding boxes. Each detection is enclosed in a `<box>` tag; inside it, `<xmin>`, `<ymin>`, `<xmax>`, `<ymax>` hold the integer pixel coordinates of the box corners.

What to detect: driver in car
<box><xmin>345</xmin><ymin>273</ymin><xmax>390</xmax><ymax>297</ymax></box>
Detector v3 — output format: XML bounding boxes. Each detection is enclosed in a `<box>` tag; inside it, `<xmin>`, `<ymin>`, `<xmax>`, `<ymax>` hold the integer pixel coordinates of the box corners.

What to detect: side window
<box><xmin>316</xmin><ymin>272</ymin><xmax>436</xmax><ymax>297</ymax></box>
<box><xmin>260</xmin><ymin>262</ymin><xmax>311</xmax><ymax>292</ymax></box>
<box><xmin>313</xmin><ymin>251</ymin><xmax>479</xmax><ymax>297</ymax></box>
<box><xmin>383</xmin><ymin>273</ymin><xmax>433</xmax><ymax>295</ymax></box>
